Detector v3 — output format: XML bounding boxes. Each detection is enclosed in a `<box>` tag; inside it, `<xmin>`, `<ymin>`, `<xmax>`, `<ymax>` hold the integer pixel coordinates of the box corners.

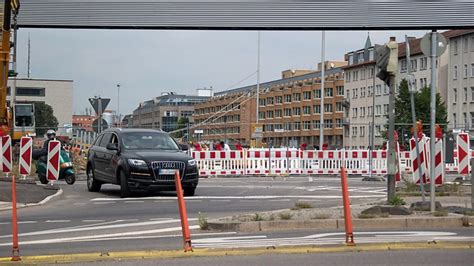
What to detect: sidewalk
<box><xmin>0</xmin><ymin>178</ymin><xmax>61</xmax><ymax>211</ymax></box>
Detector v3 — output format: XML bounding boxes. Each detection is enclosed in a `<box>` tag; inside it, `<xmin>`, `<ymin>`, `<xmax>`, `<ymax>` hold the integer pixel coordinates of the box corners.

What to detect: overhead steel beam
<box><xmin>16</xmin><ymin>0</ymin><xmax>474</xmax><ymax>30</ymax></box>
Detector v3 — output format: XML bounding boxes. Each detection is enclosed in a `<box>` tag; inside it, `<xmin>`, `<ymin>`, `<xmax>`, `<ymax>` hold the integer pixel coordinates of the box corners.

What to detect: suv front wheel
<box><xmin>87</xmin><ymin>166</ymin><xmax>102</xmax><ymax>192</ymax></box>
<box><xmin>120</xmin><ymin>170</ymin><xmax>131</xmax><ymax>198</ymax></box>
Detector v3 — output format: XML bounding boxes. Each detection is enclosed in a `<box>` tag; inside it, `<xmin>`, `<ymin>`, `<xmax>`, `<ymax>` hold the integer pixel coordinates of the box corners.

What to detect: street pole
<box><xmin>117</xmin><ymin>84</ymin><xmax>120</xmax><ymax>127</ymax></box>
<box><xmin>429</xmin><ymin>30</ymin><xmax>437</xmax><ymax>212</ymax></box>
<box><xmin>319</xmin><ymin>31</ymin><xmax>325</xmax><ymax>149</ymax></box>
<box><xmin>98</xmin><ymin>97</ymin><xmax>102</xmax><ymax>134</ymax></box>
<box><xmin>256</xmin><ymin>31</ymin><xmax>260</xmax><ymax>125</ymax></box>
<box><xmin>369</xmin><ymin>64</ymin><xmax>376</xmax><ymax>178</ymax></box>
<box><xmin>387</xmin><ymin>75</ymin><xmax>396</xmax><ymax>201</ymax></box>
<box><xmin>10</xmin><ymin>19</ymin><xmax>18</xmax><ymax>137</ymax></box>
<box><xmin>406</xmin><ymin>35</ymin><xmax>426</xmax><ymax>203</ymax></box>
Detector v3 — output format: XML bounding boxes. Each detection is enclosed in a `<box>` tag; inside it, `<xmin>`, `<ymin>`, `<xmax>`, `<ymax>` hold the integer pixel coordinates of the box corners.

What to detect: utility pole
<box><xmin>429</xmin><ymin>30</ymin><xmax>437</xmax><ymax>212</ymax></box>
<box><xmin>319</xmin><ymin>31</ymin><xmax>325</xmax><ymax>149</ymax></box>
<box><xmin>10</xmin><ymin>13</ymin><xmax>18</xmax><ymax>137</ymax></box>
<box><xmin>375</xmin><ymin>37</ymin><xmax>398</xmax><ymax>201</ymax></box>
<box><xmin>406</xmin><ymin>35</ymin><xmax>426</xmax><ymax>203</ymax></box>
<box><xmin>256</xmin><ymin>31</ymin><xmax>260</xmax><ymax>125</ymax></box>
<box><xmin>117</xmin><ymin>84</ymin><xmax>120</xmax><ymax>127</ymax></box>
<box><xmin>27</xmin><ymin>33</ymin><xmax>31</xmax><ymax>78</ymax></box>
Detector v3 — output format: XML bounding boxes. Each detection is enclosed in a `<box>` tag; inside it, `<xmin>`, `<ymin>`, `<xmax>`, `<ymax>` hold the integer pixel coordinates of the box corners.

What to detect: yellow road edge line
<box><xmin>0</xmin><ymin>241</ymin><xmax>472</xmax><ymax>264</ymax></box>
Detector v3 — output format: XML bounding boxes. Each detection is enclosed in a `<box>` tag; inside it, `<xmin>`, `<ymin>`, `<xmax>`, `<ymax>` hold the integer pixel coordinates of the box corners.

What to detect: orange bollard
<box><xmin>11</xmin><ymin>175</ymin><xmax>21</xmax><ymax>261</ymax></box>
<box><xmin>340</xmin><ymin>167</ymin><xmax>355</xmax><ymax>246</ymax></box>
<box><xmin>174</xmin><ymin>170</ymin><xmax>193</xmax><ymax>252</ymax></box>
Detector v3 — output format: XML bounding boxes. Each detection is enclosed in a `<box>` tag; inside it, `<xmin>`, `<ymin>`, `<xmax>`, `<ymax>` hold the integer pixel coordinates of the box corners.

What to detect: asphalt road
<box><xmin>64</xmin><ymin>249</ymin><xmax>474</xmax><ymax>266</ymax></box>
<box><xmin>0</xmin><ymin>176</ymin><xmax>472</xmax><ymax>257</ymax></box>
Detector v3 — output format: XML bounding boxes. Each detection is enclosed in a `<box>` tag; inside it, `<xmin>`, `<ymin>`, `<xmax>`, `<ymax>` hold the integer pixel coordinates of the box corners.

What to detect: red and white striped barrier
<box><xmin>433</xmin><ymin>138</ymin><xmax>444</xmax><ymax>184</ymax></box>
<box><xmin>410</xmin><ymin>137</ymin><xmax>427</xmax><ymax>184</ymax></box>
<box><xmin>457</xmin><ymin>133</ymin><xmax>470</xmax><ymax>175</ymax></box>
<box><xmin>19</xmin><ymin>137</ymin><xmax>33</xmax><ymax>176</ymax></box>
<box><xmin>47</xmin><ymin>140</ymin><xmax>61</xmax><ymax>181</ymax></box>
<box><xmin>192</xmin><ymin>150</ymin><xmax>245</xmax><ymax>176</ymax></box>
<box><xmin>1</xmin><ymin>135</ymin><xmax>12</xmax><ymax>174</ymax></box>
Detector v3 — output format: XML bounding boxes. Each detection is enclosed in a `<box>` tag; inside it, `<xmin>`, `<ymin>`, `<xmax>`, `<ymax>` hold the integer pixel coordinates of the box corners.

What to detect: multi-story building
<box><xmin>131</xmin><ymin>91</ymin><xmax>211</xmax><ymax>132</ymax></box>
<box><xmin>7</xmin><ymin>78</ymin><xmax>74</xmax><ymax>132</ymax></box>
<box><xmin>72</xmin><ymin>114</ymin><xmax>95</xmax><ymax>132</ymax></box>
<box><xmin>341</xmin><ymin>31</ymin><xmax>471</xmax><ymax>149</ymax></box>
<box><xmin>193</xmin><ymin>61</ymin><xmax>347</xmax><ymax>148</ymax></box>
<box><xmin>446</xmin><ymin>30</ymin><xmax>474</xmax><ymax>137</ymax></box>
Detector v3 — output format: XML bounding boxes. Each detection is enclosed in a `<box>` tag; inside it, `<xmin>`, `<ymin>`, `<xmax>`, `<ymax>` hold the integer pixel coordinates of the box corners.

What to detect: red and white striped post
<box><xmin>47</xmin><ymin>140</ymin><xmax>61</xmax><ymax>183</ymax></box>
<box><xmin>19</xmin><ymin>137</ymin><xmax>33</xmax><ymax>179</ymax></box>
<box><xmin>410</xmin><ymin>137</ymin><xmax>428</xmax><ymax>184</ymax></box>
<box><xmin>433</xmin><ymin>138</ymin><xmax>444</xmax><ymax>185</ymax></box>
<box><xmin>1</xmin><ymin>135</ymin><xmax>12</xmax><ymax>177</ymax></box>
<box><xmin>457</xmin><ymin>133</ymin><xmax>470</xmax><ymax>178</ymax></box>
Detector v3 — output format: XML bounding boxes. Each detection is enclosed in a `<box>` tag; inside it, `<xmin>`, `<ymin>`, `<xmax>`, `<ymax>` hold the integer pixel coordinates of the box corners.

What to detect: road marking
<box><xmin>186</xmin><ymin>200</ymin><xmax>202</xmax><ymax>202</ymax></box>
<box><xmin>18</xmin><ymin>221</ymin><xmax>38</xmax><ymax>224</ymax></box>
<box><xmin>0</xmin><ymin>222</ymin><xmax>9</xmax><ymax>225</ymax></box>
<box><xmin>92</xmin><ymin>195</ymin><xmax>384</xmax><ymax>202</ymax></box>
<box><xmin>93</xmin><ymin>202</ymin><xmax>115</xmax><ymax>205</ymax></box>
<box><xmin>124</xmin><ymin>201</ymin><xmax>144</xmax><ymax>203</ymax></box>
<box><xmin>0</xmin><ymin>225</ymin><xmax>201</xmax><ymax>246</ymax></box>
<box><xmin>119</xmin><ymin>219</ymin><xmax>139</xmax><ymax>222</ymax></box>
<box><xmin>82</xmin><ymin>220</ymin><xmax>105</xmax><ymax>223</ymax></box>
<box><xmin>269</xmin><ymin>199</ymin><xmax>291</xmax><ymax>202</ymax></box>
<box><xmin>212</xmin><ymin>200</ymin><xmax>231</xmax><ymax>202</ymax></box>
<box><xmin>149</xmin><ymin>218</ymin><xmax>174</xmax><ymax>221</ymax></box>
<box><xmin>0</xmin><ymin>218</ymin><xmax>197</xmax><ymax>239</ymax></box>
<box><xmin>45</xmin><ymin>220</ymin><xmax>71</xmax><ymax>223</ymax></box>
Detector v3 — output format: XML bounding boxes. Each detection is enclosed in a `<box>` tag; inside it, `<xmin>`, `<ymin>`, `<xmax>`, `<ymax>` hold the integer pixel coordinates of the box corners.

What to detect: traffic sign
<box><xmin>1</xmin><ymin>135</ymin><xmax>12</xmax><ymax>174</ymax></box>
<box><xmin>19</xmin><ymin>137</ymin><xmax>32</xmax><ymax>176</ymax></box>
<box><xmin>420</xmin><ymin>32</ymin><xmax>447</xmax><ymax>57</ymax></box>
<box><xmin>88</xmin><ymin>97</ymin><xmax>110</xmax><ymax>115</ymax></box>
<box><xmin>92</xmin><ymin>118</ymin><xmax>108</xmax><ymax>133</ymax></box>
<box><xmin>47</xmin><ymin>140</ymin><xmax>61</xmax><ymax>181</ymax></box>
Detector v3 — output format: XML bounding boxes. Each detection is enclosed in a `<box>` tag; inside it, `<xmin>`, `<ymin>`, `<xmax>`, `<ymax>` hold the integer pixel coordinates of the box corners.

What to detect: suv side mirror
<box><xmin>106</xmin><ymin>143</ymin><xmax>119</xmax><ymax>151</ymax></box>
<box><xmin>180</xmin><ymin>144</ymin><xmax>189</xmax><ymax>151</ymax></box>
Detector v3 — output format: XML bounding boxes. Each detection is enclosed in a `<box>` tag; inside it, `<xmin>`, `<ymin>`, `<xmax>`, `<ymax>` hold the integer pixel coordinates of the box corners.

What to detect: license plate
<box><xmin>159</xmin><ymin>169</ymin><xmax>178</xmax><ymax>175</ymax></box>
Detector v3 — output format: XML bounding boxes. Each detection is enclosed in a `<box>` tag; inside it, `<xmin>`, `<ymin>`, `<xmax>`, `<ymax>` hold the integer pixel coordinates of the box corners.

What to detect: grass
<box><xmin>268</xmin><ymin>214</ymin><xmax>275</xmax><ymax>221</ymax></box>
<box><xmin>388</xmin><ymin>195</ymin><xmax>406</xmax><ymax>206</ymax></box>
<box><xmin>279</xmin><ymin>213</ymin><xmax>293</xmax><ymax>220</ymax></box>
<box><xmin>291</xmin><ymin>202</ymin><xmax>313</xmax><ymax>210</ymax></box>
<box><xmin>251</xmin><ymin>213</ymin><xmax>264</xmax><ymax>221</ymax></box>
<box><xmin>198</xmin><ymin>212</ymin><xmax>209</xmax><ymax>230</ymax></box>
<box><xmin>358</xmin><ymin>213</ymin><xmax>377</xmax><ymax>219</ymax></box>
<box><xmin>311</xmin><ymin>213</ymin><xmax>331</xmax><ymax>220</ymax></box>
<box><xmin>463</xmin><ymin>210</ymin><xmax>474</xmax><ymax>216</ymax></box>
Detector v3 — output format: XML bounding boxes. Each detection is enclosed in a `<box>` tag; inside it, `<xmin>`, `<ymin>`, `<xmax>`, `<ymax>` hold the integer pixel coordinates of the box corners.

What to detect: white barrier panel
<box><xmin>192</xmin><ymin>150</ymin><xmax>245</xmax><ymax>176</ymax></box>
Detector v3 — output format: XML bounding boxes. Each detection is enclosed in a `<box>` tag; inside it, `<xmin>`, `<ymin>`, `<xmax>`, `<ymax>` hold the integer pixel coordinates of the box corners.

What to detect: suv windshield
<box><xmin>121</xmin><ymin>132</ymin><xmax>179</xmax><ymax>151</ymax></box>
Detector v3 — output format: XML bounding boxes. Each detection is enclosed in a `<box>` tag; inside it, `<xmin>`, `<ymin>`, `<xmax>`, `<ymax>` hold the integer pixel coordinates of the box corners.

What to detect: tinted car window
<box><xmin>121</xmin><ymin>132</ymin><xmax>179</xmax><ymax>150</ymax></box>
<box><xmin>99</xmin><ymin>133</ymin><xmax>112</xmax><ymax>147</ymax></box>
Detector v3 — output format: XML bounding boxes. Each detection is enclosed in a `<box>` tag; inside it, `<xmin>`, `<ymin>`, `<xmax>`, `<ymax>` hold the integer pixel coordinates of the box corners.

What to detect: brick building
<box><xmin>193</xmin><ymin>61</ymin><xmax>347</xmax><ymax>148</ymax></box>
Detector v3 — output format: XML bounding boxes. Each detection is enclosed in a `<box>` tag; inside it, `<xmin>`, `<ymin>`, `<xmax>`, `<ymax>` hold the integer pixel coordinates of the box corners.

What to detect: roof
<box><xmin>9</xmin><ymin>78</ymin><xmax>74</xmax><ymax>82</ymax></box>
<box><xmin>103</xmin><ymin>128</ymin><xmax>164</xmax><ymax>134</ymax></box>
<box><xmin>215</xmin><ymin>67</ymin><xmax>343</xmax><ymax>96</ymax></box>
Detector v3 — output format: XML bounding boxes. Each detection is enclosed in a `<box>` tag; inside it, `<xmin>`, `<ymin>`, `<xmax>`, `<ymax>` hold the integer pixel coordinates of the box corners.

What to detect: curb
<box><xmin>0</xmin><ymin>241</ymin><xmax>471</xmax><ymax>264</ymax></box>
<box><xmin>0</xmin><ymin>188</ymin><xmax>63</xmax><ymax>212</ymax></box>
<box><xmin>208</xmin><ymin>216</ymin><xmax>474</xmax><ymax>232</ymax></box>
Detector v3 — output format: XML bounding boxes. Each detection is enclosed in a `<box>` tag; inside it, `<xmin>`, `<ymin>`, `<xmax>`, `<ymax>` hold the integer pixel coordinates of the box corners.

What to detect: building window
<box><xmin>303</xmin><ymin>106</ymin><xmax>311</xmax><ymax>115</ymax></box>
<box><xmin>16</xmin><ymin>87</ymin><xmax>46</xmax><ymax>97</ymax></box>
<box><xmin>352</xmin><ymin>108</ymin><xmax>358</xmax><ymax>118</ymax></box>
<box><xmin>376</xmin><ymin>85</ymin><xmax>382</xmax><ymax>96</ymax></box>
<box><xmin>375</xmin><ymin>125</ymin><xmax>381</xmax><ymax>137</ymax></box>
<box><xmin>463</xmin><ymin>38</ymin><xmax>469</xmax><ymax>53</ymax></box>
<box><xmin>360</xmin><ymin>126</ymin><xmax>365</xmax><ymax>137</ymax></box>
<box><xmin>346</xmin><ymin>72</ymin><xmax>351</xmax><ymax>83</ymax></box>
<box><xmin>353</xmin><ymin>88</ymin><xmax>358</xmax><ymax>99</ymax></box>
<box><xmin>336</xmin><ymin>102</ymin><xmax>344</xmax><ymax>112</ymax></box>
<box><xmin>420</xmin><ymin>78</ymin><xmax>424</xmax><ymax>89</ymax></box>
<box><xmin>336</xmin><ymin>86</ymin><xmax>344</xmax><ymax>96</ymax></box>
<box><xmin>267</xmin><ymin>97</ymin><xmax>274</xmax><ymax>105</ymax></box>
<box><xmin>303</xmin><ymin>91</ymin><xmax>311</xmax><ymax>100</ymax></box>
<box><xmin>313</xmin><ymin>105</ymin><xmax>321</xmax><ymax>114</ymax></box>
<box><xmin>348</xmin><ymin>54</ymin><xmax>354</xmax><ymax>65</ymax></box>
<box><xmin>276</xmin><ymin>96</ymin><xmax>283</xmax><ymax>104</ymax></box>
<box><xmin>410</xmin><ymin>59</ymin><xmax>417</xmax><ymax>72</ymax></box>
<box><xmin>293</xmin><ymin>93</ymin><xmax>301</xmax><ymax>101</ymax></box>
<box><xmin>325</xmin><ymin>88</ymin><xmax>333</xmax><ymax>97</ymax></box>
<box><xmin>284</xmin><ymin>122</ymin><xmax>292</xmax><ymax>131</ymax></box>
<box><xmin>400</xmin><ymin>59</ymin><xmax>407</xmax><ymax>72</ymax></box>
<box><xmin>454</xmin><ymin>65</ymin><xmax>458</xmax><ymax>80</ymax></box>
<box><xmin>284</xmin><ymin>94</ymin><xmax>292</xmax><ymax>103</ymax></box>
<box><xmin>334</xmin><ymin>118</ymin><xmax>342</xmax><ymax>128</ymax></box>
<box><xmin>275</xmin><ymin>109</ymin><xmax>282</xmax><ymax>117</ymax></box>
<box><xmin>454</xmin><ymin>88</ymin><xmax>457</xmax><ymax>103</ymax></box>
<box><xmin>471</xmin><ymin>112</ymin><xmax>474</xmax><ymax>127</ymax></box>
<box><xmin>352</xmin><ymin>126</ymin><xmax>358</xmax><ymax>137</ymax></box>
<box><xmin>383</xmin><ymin>84</ymin><xmax>389</xmax><ymax>94</ymax></box>
<box><xmin>453</xmin><ymin>40</ymin><xmax>458</xmax><ymax>54</ymax></box>
<box><xmin>464</xmin><ymin>88</ymin><xmax>468</xmax><ymax>102</ymax></box>
<box><xmin>420</xmin><ymin>57</ymin><xmax>427</xmax><ymax>70</ymax></box>
<box><xmin>292</xmin><ymin>107</ymin><xmax>301</xmax><ymax>116</ymax></box>
<box><xmin>284</xmin><ymin>108</ymin><xmax>291</xmax><ymax>116</ymax></box>
<box><xmin>360</xmin><ymin>107</ymin><xmax>366</xmax><ymax>117</ymax></box>
<box><xmin>367</xmin><ymin>86</ymin><xmax>373</xmax><ymax>96</ymax></box>
<box><xmin>375</xmin><ymin>105</ymin><xmax>381</xmax><ymax>116</ymax></box>
<box><xmin>361</xmin><ymin>69</ymin><xmax>366</xmax><ymax>80</ymax></box>
<box><xmin>464</xmin><ymin>64</ymin><xmax>469</xmax><ymax>78</ymax></box>
<box><xmin>294</xmin><ymin>122</ymin><xmax>301</xmax><ymax>131</ymax></box>
<box><xmin>313</xmin><ymin>90</ymin><xmax>321</xmax><ymax>99</ymax></box>
<box><xmin>453</xmin><ymin>113</ymin><xmax>457</xmax><ymax>127</ymax></box>
<box><xmin>324</xmin><ymin>104</ymin><xmax>333</xmax><ymax>113</ymax></box>
<box><xmin>368</xmin><ymin>67</ymin><xmax>374</xmax><ymax>78</ymax></box>
<box><xmin>313</xmin><ymin>120</ymin><xmax>321</xmax><ymax>129</ymax></box>
<box><xmin>471</xmin><ymin>63</ymin><xmax>474</xmax><ymax>77</ymax></box>
<box><xmin>463</xmin><ymin>113</ymin><xmax>467</xmax><ymax>127</ymax></box>
<box><xmin>324</xmin><ymin>119</ymin><xmax>333</xmax><ymax>129</ymax></box>
<box><xmin>259</xmin><ymin>99</ymin><xmax>266</xmax><ymax>106</ymax></box>
<box><xmin>368</xmin><ymin>106</ymin><xmax>373</xmax><ymax>116</ymax></box>
<box><xmin>259</xmin><ymin>112</ymin><xmax>265</xmax><ymax>120</ymax></box>
<box><xmin>383</xmin><ymin>104</ymin><xmax>389</xmax><ymax>115</ymax></box>
<box><xmin>471</xmin><ymin>87</ymin><xmax>474</xmax><ymax>102</ymax></box>
<box><xmin>353</xmin><ymin>71</ymin><xmax>358</xmax><ymax>81</ymax></box>
<box><xmin>303</xmin><ymin>121</ymin><xmax>311</xmax><ymax>130</ymax></box>
<box><xmin>267</xmin><ymin>111</ymin><xmax>274</xmax><ymax>118</ymax></box>
<box><xmin>360</xmin><ymin>87</ymin><xmax>366</xmax><ymax>98</ymax></box>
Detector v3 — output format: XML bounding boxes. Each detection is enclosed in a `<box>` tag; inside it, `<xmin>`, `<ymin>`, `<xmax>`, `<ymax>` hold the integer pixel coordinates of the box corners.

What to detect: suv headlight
<box><xmin>188</xmin><ymin>159</ymin><xmax>197</xmax><ymax>167</ymax></box>
<box><xmin>128</xmin><ymin>159</ymin><xmax>147</xmax><ymax>166</ymax></box>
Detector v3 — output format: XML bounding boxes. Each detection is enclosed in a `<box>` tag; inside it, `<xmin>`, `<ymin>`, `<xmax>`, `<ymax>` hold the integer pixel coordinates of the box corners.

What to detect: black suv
<box><xmin>86</xmin><ymin>128</ymin><xmax>199</xmax><ymax>197</ymax></box>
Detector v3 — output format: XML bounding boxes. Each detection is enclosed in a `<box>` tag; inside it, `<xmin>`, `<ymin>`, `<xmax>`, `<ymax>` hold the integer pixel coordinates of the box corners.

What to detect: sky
<box><xmin>14</xmin><ymin>29</ymin><xmax>427</xmax><ymax>117</ymax></box>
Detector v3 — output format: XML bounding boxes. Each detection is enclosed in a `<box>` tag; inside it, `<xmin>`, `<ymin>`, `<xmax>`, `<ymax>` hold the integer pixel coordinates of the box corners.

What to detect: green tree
<box><xmin>34</xmin><ymin>102</ymin><xmax>59</xmax><ymax>136</ymax></box>
<box><xmin>171</xmin><ymin>117</ymin><xmax>189</xmax><ymax>139</ymax></box>
<box><xmin>394</xmin><ymin>79</ymin><xmax>448</xmax><ymax>148</ymax></box>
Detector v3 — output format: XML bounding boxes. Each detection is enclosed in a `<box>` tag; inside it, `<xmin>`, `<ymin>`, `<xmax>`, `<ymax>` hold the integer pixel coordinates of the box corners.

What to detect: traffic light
<box><xmin>375</xmin><ymin>37</ymin><xmax>398</xmax><ymax>86</ymax></box>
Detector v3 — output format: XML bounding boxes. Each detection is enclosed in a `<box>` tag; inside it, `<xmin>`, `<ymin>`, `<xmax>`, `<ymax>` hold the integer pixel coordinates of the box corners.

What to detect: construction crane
<box><xmin>0</xmin><ymin>0</ymin><xmax>35</xmax><ymax>140</ymax></box>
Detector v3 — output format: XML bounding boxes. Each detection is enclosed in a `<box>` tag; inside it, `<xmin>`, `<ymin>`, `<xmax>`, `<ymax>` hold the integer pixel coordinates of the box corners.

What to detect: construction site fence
<box><xmin>191</xmin><ymin>148</ymin><xmax>473</xmax><ymax>178</ymax></box>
